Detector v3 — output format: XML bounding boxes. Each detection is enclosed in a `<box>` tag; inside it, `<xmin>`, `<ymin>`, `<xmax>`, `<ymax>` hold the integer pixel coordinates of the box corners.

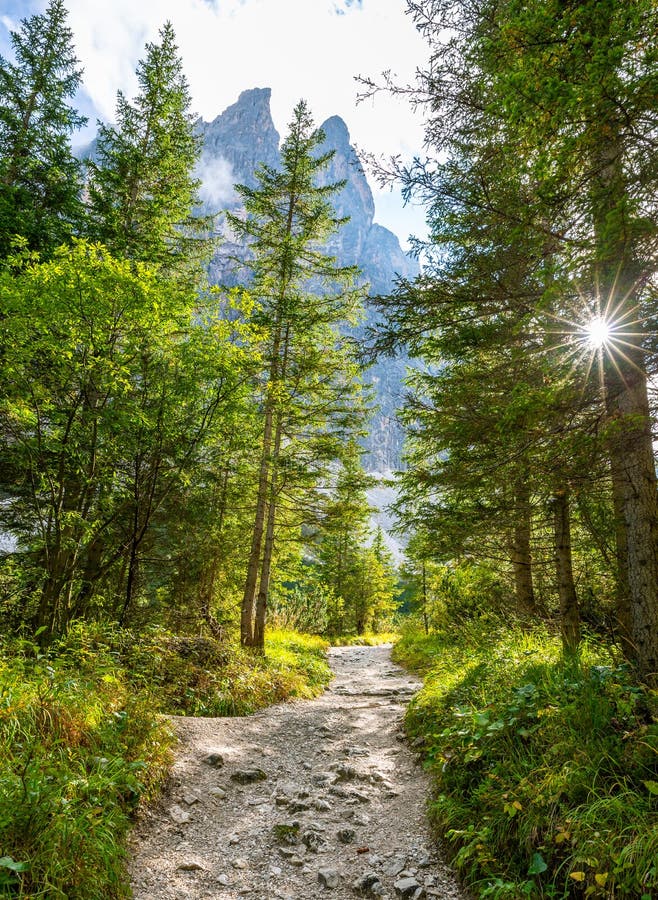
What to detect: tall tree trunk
<box><xmin>603</xmin><ymin>361</ymin><xmax>658</xmax><ymax>677</ymax></box>
<box><xmin>241</xmin><ymin>399</ymin><xmax>274</xmax><ymax>647</ymax></box>
<box><xmin>252</xmin><ymin>410</ymin><xmax>285</xmax><ymax>651</ymax></box>
<box><xmin>552</xmin><ymin>488</ymin><xmax>581</xmax><ymax>653</ymax></box>
<box><xmin>421</xmin><ymin>561</ymin><xmax>429</xmax><ymax>635</ymax></box>
<box><xmin>592</xmin><ymin>123</ymin><xmax>658</xmax><ymax>680</ymax></box>
<box><xmin>509</xmin><ymin>475</ymin><xmax>537</xmax><ymax>617</ymax></box>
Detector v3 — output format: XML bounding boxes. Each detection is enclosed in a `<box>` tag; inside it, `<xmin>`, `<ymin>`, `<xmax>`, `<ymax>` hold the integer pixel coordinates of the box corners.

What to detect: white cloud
<box><xmin>63</xmin><ymin>0</ymin><xmax>430</xmax><ymax>244</ymax></box>
<box><xmin>195</xmin><ymin>154</ymin><xmax>237</xmax><ymax>209</ymax></box>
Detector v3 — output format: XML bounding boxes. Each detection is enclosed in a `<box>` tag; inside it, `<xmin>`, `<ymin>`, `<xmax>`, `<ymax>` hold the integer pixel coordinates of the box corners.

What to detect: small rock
<box><xmin>302</xmin><ymin>828</ymin><xmax>324</xmax><ymax>852</ymax></box>
<box><xmin>206</xmin><ymin>753</ymin><xmax>225</xmax><ymax>767</ymax></box>
<box><xmin>217</xmin><ymin>874</ymin><xmax>230</xmax><ymax>886</ymax></box>
<box><xmin>353</xmin><ymin>812</ymin><xmax>370</xmax><ymax>826</ymax></box>
<box><xmin>270</xmin><ymin>865</ymin><xmax>282</xmax><ymax>876</ymax></box>
<box><xmin>384</xmin><ymin>858</ymin><xmax>406</xmax><ymax>877</ymax></box>
<box><xmin>394</xmin><ymin>877</ymin><xmax>424</xmax><ymax>898</ymax></box>
<box><xmin>337</xmin><ymin>828</ymin><xmax>356</xmax><ymax>844</ymax></box>
<box><xmin>318</xmin><ymin>867</ymin><xmax>340</xmax><ymax>889</ymax></box>
<box><xmin>182</xmin><ymin>790</ymin><xmax>200</xmax><ymax>805</ymax></box>
<box><xmin>288</xmin><ymin>800</ymin><xmax>310</xmax><ymax>812</ymax></box>
<box><xmin>209</xmin><ymin>787</ymin><xmax>227</xmax><ymax>800</ymax></box>
<box><xmin>332</xmin><ymin>764</ymin><xmax>359</xmax><ymax>782</ymax></box>
<box><xmin>353</xmin><ymin>872</ymin><xmax>384</xmax><ymax>895</ymax></box>
<box><xmin>313</xmin><ymin>798</ymin><xmax>332</xmax><ymax>811</ymax></box>
<box><xmin>411</xmin><ymin>737</ymin><xmax>425</xmax><ymax>749</ymax></box>
<box><xmin>177</xmin><ymin>861</ymin><xmax>204</xmax><ymax>872</ymax></box>
<box><xmin>312</xmin><ymin>773</ymin><xmax>333</xmax><ymax>787</ymax></box>
<box><xmin>231</xmin><ymin>768</ymin><xmax>268</xmax><ymax>784</ymax></box>
<box><xmin>228</xmin><ymin>833</ymin><xmax>240</xmax><ymax>845</ymax></box>
<box><xmin>290</xmin><ymin>855</ymin><xmax>304</xmax><ymax>867</ymax></box>
<box><xmin>232</xmin><ymin>858</ymin><xmax>248</xmax><ymax>870</ymax></box>
<box><xmin>169</xmin><ymin>804</ymin><xmax>191</xmax><ymax>825</ymax></box>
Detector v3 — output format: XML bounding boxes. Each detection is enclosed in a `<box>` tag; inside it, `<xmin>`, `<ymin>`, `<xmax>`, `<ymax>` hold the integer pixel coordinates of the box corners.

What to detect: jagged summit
<box><xmin>320</xmin><ymin>114</ymin><xmax>351</xmax><ymax>146</ymax></box>
<box><xmin>206</xmin><ymin>87</ymin><xmax>275</xmax><ymax>129</ymax></box>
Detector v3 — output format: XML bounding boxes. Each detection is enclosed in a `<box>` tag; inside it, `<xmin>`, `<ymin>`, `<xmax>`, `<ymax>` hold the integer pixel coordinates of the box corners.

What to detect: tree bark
<box><xmin>552</xmin><ymin>488</ymin><xmax>581</xmax><ymax>653</ymax></box>
<box><xmin>509</xmin><ymin>475</ymin><xmax>537</xmax><ymax>617</ymax></box>
<box><xmin>591</xmin><ymin>119</ymin><xmax>658</xmax><ymax>681</ymax></box>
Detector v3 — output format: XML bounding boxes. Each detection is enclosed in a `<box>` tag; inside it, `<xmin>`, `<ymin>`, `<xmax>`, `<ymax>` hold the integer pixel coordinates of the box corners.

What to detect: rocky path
<box><xmin>129</xmin><ymin>644</ymin><xmax>466</xmax><ymax>900</ymax></box>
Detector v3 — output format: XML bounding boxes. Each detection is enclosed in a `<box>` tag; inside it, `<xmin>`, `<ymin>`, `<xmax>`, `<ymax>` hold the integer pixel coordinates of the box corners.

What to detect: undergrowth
<box><xmin>0</xmin><ymin>624</ymin><xmax>330</xmax><ymax>898</ymax></box>
<box><xmin>327</xmin><ymin>631</ymin><xmax>399</xmax><ymax>646</ymax></box>
<box><xmin>394</xmin><ymin>624</ymin><xmax>658</xmax><ymax>899</ymax></box>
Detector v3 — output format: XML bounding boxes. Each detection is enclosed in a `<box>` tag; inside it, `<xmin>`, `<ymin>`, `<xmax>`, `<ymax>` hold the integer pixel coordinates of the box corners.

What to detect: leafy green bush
<box><xmin>394</xmin><ymin>626</ymin><xmax>658</xmax><ymax>898</ymax></box>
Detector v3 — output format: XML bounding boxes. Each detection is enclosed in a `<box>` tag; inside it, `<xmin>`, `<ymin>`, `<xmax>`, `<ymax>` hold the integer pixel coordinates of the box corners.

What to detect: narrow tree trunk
<box><xmin>509</xmin><ymin>476</ymin><xmax>537</xmax><ymax>617</ymax></box>
<box><xmin>604</xmin><ymin>362</ymin><xmax>658</xmax><ymax>678</ymax></box>
<box><xmin>252</xmin><ymin>492</ymin><xmax>276</xmax><ymax>652</ymax></box>
<box><xmin>421</xmin><ymin>562</ymin><xmax>429</xmax><ymax>635</ymax></box>
<box><xmin>241</xmin><ymin>400</ymin><xmax>274</xmax><ymax>646</ymax></box>
<box><xmin>552</xmin><ymin>488</ymin><xmax>581</xmax><ymax>653</ymax></box>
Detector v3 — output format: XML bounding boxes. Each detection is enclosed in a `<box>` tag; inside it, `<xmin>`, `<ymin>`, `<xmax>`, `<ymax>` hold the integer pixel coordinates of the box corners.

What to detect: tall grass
<box><xmin>0</xmin><ymin>624</ymin><xmax>331</xmax><ymax>897</ymax></box>
<box><xmin>394</xmin><ymin>625</ymin><xmax>658</xmax><ymax>898</ymax></box>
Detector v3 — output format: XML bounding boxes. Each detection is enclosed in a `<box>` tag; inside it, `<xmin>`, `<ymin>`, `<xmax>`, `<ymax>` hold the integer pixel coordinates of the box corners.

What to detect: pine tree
<box><xmin>87</xmin><ymin>22</ymin><xmax>208</xmax><ymax>278</ymax></box>
<box><xmin>0</xmin><ymin>0</ymin><xmax>86</xmax><ymax>257</ymax></box>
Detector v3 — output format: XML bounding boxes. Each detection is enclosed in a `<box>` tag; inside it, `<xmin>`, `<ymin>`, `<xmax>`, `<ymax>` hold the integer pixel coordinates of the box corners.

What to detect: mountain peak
<box><xmin>320</xmin><ymin>115</ymin><xmax>351</xmax><ymax>147</ymax></box>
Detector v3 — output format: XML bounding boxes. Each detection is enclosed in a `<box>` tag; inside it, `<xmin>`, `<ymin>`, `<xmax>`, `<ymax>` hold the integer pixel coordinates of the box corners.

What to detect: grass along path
<box><xmin>394</xmin><ymin>626</ymin><xmax>658</xmax><ymax>899</ymax></box>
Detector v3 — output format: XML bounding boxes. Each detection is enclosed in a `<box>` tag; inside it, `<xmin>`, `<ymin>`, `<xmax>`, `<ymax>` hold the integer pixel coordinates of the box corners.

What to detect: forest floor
<box><xmin>128</xmin><ymin>644</ymin><xmax>466</xmax><ymax>900</ymax></box>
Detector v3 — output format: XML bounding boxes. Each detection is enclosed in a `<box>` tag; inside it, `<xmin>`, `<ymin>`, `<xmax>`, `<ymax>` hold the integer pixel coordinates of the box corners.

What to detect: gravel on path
<box><xmin>128</xmin><ymin>643</ymin><xmax>467</xmax><ymax>900</ymax></box>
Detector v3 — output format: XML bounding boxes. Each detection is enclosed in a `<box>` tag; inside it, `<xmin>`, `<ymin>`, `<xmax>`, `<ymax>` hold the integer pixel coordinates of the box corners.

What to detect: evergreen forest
<box><xmin>1</xmin><ymin>1</ymin><xmax>658</xmax><ymax>897</ymax></box>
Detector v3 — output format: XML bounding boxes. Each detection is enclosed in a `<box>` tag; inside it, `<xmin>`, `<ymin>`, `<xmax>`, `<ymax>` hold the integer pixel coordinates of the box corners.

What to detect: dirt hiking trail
<box><xmin>129</xmin><ymin>644</ymin><xmax>467</xmax><ymax>899</ymax></box>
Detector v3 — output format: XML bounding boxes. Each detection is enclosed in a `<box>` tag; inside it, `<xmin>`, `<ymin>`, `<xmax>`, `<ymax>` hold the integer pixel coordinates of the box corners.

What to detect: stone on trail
<box><xmin>205</xmin><ymin>752</ymin><xmax>225</xmax><ymax>767</ymax></box>
<box><xmin>177</xmin><ymin>860</ymin><xmax>204</xmax><ymax>871</ymax></box>
<box><xmin>318</xmin><ymin>867</ymin><xmax>340</xmax><ymax>888</ymax></box>
<box><xmin>168</xmin><ymin>804</ymin><xmax>191</xmax><ymax>825</ymax></box>
<box><xmin>337</xmin><ymin>827</ymin><xmax>356</xmax><ymax>844</ymax></box>
<box><xmin>353</xmin><ymin>871</ymin><xmax>384</xmax><ymax>894</ymax></box>
<box><xmin>230</xmin><ymin>768</ymin><xmax>268</xmax><ymax>784</ymax></box>
<box><xmin>394</xmin><ymin>876</ymin><xmax>424</xmax><ymax>897</ymax></box>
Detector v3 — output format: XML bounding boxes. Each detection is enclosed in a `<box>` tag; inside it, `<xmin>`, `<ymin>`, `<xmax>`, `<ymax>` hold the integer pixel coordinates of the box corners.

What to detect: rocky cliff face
<box><xmin>197</xmin><ymin>89</ymin><xmax>417</xmax><ymax>471</ymax></box>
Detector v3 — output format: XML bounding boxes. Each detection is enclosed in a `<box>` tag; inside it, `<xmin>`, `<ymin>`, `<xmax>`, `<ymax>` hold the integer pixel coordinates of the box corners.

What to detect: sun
<box><xmin>584</xmin><ymin>316</ymin><xmax>611</xmax><ymax>349</ymax></box>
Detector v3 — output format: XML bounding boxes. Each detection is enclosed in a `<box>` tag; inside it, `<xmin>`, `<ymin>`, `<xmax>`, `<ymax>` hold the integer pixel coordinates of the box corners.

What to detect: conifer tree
<box><xmin>87</xmin><ymin>22</ymin><xmax>208</xmax><ymax>278</ymax></box>
<box><xmin>230</xmin><ymin>100</ymin><xmax>364</xmax><ymax>649</ymax></box>
<box><xmin>0</xmin><ymin>0</ymin><xmax>86</xmax><ymax>257</ymax></box>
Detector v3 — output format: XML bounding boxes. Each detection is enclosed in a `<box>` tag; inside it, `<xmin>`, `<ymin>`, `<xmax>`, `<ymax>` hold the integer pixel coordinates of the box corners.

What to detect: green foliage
<box><xmin>86</xmin><ymin>22</ymin><xmax>210</xmax><ymax>279</ymax></box>
<box><xmin>0</xmin><ymin>623</ymin><xmax>330</xmax><ymax>896</ymax></box>
<box><xmin>233</xmin><ymin>99</ymin><xmax>366</xmax><ymax>648</ymax></box>
<box><xmin>0</xmin><ymin>241</ymin><xmax>255</xmax><ymax>637</ymax></box>
<box><xmin>0</xmin><ymin>632</ymin><xmax>173</xmax><ymax>899</ymax></box>
<box><xmin>395</xmin><ymin>625</ymin><xmax>658</xmax><ymax>897</ymax></box>
<box><xmin>0</xmin><ymin>0</ymin><xmax>86</xmax><ymax>257</ymax></box>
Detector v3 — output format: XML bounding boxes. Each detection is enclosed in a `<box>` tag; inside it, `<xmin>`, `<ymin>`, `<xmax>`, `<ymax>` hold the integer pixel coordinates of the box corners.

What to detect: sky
<box><xmin>0</xmin><ymin>0</ymin><xmax>430</xmax><ymax>248</ymax></box>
